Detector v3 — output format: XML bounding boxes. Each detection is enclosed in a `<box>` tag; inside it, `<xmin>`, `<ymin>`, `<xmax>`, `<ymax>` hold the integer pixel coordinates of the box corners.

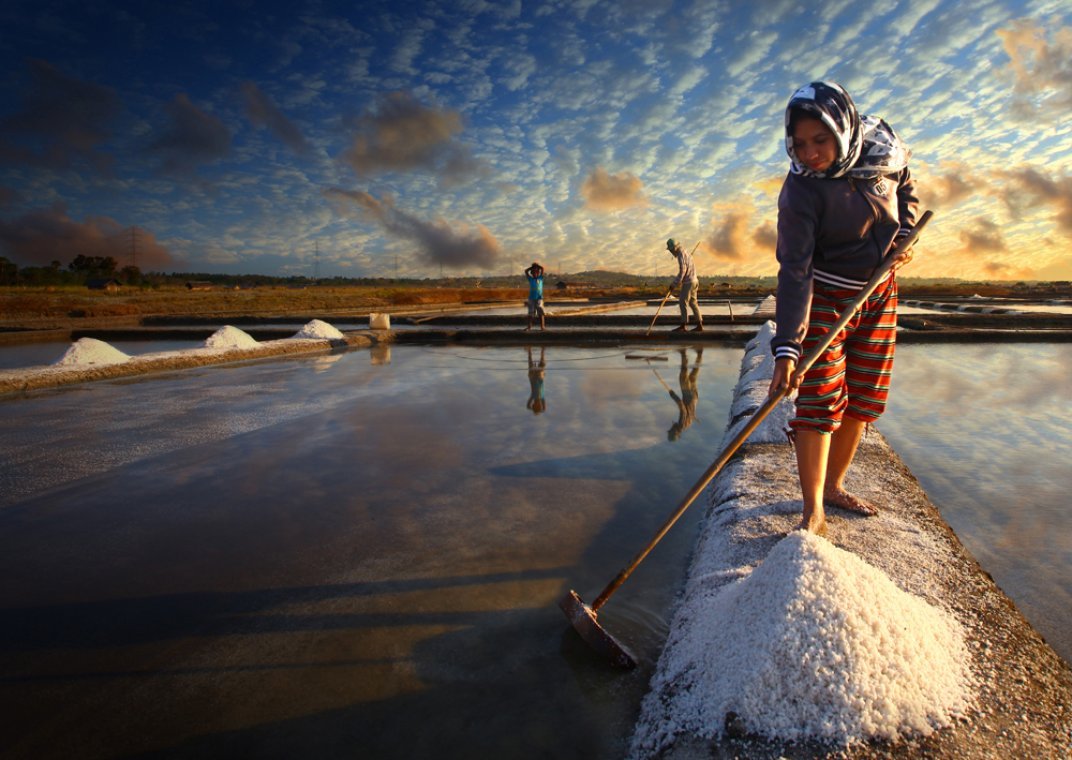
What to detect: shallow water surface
<box><xmin>0</xmin><ymin>342</ymin><xmax>741</xmax><ymax>759</ymax></box>
<box><xmin>3</xmin><ymin>339</ymin><xmax>1068</xmax><ymax>759</ymax></box>
<box><xmin>880</xmin><ymin>343</ymin><xmax>1072</xmax><ymax>663</ymax></box>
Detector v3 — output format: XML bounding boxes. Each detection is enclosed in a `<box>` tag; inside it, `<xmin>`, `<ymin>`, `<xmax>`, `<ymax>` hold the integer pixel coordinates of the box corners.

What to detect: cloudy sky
<box><xmin>1</xmin><ymin>0</ymin><xmax>1069</xmax><ymax>281</ymax></box>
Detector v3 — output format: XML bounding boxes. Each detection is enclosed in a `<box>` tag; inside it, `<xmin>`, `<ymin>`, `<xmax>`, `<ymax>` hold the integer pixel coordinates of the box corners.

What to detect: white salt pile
<box><xmin>292</xmin><ymin>319</ymin><xmax>344</xmax><ymax>340</ymax></box>
<box><xmin>204</xmin><ymin>325</ymin><xmax>259</xmax><ymax>349</ymax></box>
<box><xmin>638</xmin><ymin>531</ymin><xmax>974</xmax><ymax>750</ymax></box>
<box><xmin>54</xmin><ymin>337</ymin><xmax>130</xmax><ymax>367</ymax></box>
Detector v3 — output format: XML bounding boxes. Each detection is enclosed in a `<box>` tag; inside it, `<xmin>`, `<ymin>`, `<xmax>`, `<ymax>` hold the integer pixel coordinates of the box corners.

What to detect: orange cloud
<box><xmin>0</xmin><ymin>204</ymin><xmax>178</xmax><ymax>270</ymax></box>
<box><xmin>923</xmin><ymin>161</ymin><xmax>977</xmax><ymax>208</ymax></box>
<box><xmin>999</xmin><ymin>166</ymin><xmax>1072</xmax><ymax>234</ymax></box>
<box><xmin>703</xmin><ymin>212</ymin><xmax>751</xmax><ymax>261</ymax></box>
<box><xmin>754</xmin><ymin>175</ymin><xmax>784</xmax><ymax>199</ymax></box>
<box><xmin>698</xmin><ymin>202</ymin><xmax>776</xmax><ymax>272</ymax></box>
<box><xmin>753</xmin><ymin>220</ymin><xmax>777</xmax><ymax>251</ymax></box>
<box><xmin>704</xmin><ymin>165</ymin><xmax>1068</xmax><ymax>281</ymax></box>
<box><xmin>581</xmin><ymin>166</ymin><xmax>647</xmax><ymax>210</ymax></box>
<box><xmin>925</xmin><ymin>217</ymin><xmax>1058</xmax><ymax>281</ymax></box>
<box><xmin>958</xmin><ymin>217</ymin><xmax>1007</xmax><ymax>253</ymax></box>
<box><xmin>996</xmin><ymin>19</ymin><xmax>1072</xmax><ymax>120</ymax></box>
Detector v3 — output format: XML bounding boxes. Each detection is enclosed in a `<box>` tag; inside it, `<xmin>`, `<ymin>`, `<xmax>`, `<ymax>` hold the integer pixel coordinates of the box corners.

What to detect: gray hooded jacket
<box><xmin>772</xmin><ymin>82</ymin><xmax>920</xmax><ymax>361</ymax></box>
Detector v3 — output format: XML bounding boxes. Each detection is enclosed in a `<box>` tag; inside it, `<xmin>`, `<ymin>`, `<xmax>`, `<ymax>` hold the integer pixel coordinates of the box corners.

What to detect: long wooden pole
<box><xmin>589</xmin><ymin>210</ymin><xmax>932</xmax><ymax>611</ymax></box>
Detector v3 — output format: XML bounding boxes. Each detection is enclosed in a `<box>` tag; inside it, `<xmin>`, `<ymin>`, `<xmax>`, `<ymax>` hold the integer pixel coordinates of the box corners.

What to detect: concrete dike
<box><xmin>627</xmin><ymin>323</ymin><xmax>1072</xmax><ymax>758</ymax></box>
<box><xmin>0</xmin><ymin>323</ymin><xmax>379</xmax><ymax>395</ymax></box>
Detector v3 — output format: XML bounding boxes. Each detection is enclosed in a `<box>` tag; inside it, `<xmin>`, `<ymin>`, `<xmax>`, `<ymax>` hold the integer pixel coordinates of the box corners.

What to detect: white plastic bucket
<box><xmin>369</xmin><ymin>312</ymin><xmax>391</xmax><ymax>330</ymax></box>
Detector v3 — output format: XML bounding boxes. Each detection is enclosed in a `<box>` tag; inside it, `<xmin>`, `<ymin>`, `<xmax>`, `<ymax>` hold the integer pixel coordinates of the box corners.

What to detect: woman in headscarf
<box><xmin>767</xmin><ymin>81</ymin><xmax>920</xmax><ymax>535</ymax></box>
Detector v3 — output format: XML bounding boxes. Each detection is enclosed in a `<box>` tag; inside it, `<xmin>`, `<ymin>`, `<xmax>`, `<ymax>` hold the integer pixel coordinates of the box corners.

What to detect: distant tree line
<box><xmin>1</xmin><ymin>254</ymin><xmax>1067</xmax><ymax>296</ymax></box>
<box><xmin>0</xmin><ymin>255</ymin><xmax>443</xmax><ymax>289</ymax></box>
<box><xmin>0</xmin><ymin>254</ymin><xmax>147</xmax><ymax>287</ymax></box>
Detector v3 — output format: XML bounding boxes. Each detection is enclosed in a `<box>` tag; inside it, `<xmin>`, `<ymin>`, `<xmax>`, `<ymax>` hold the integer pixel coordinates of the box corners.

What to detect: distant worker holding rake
<box><xmin>767</xmin><ymin>81</ymin><xmax>920</xmax><ymax>535</ymax></box>
<box><xmin>524</xmin><ymin>261</ymin><xmax>546</xmax><ymax>331</ymax></box>
<box><xmin>666</xmin><ymin>239</ymin><xmax>703</xmax><ymax>331</ymax></box>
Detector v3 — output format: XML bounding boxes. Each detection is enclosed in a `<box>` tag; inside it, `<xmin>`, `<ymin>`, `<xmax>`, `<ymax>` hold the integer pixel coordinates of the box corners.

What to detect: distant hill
<box><xmin>7</xmin><ymin>263</ymin><xmax>1063</xmax><ymax>300</ymax></box>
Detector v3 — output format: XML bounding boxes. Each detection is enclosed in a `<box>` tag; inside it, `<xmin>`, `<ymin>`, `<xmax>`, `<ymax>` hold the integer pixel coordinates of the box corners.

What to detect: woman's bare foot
<box><xmin>824</xmin><ymin>488</ymin><xmax>878</xmax><ymax>516</ymax></box>
<box><xmin>793</xmin><ymin>515</ymin><xmax>827</xmax><ymax>536</ymax></box>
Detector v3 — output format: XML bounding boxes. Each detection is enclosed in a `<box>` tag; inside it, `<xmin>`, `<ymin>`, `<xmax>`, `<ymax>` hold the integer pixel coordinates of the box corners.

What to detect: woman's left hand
<box><xmin>891</xmin><ymin>241</ymin><xmax>916</xmax><ymax>271</ymax></box>
<box><xmin>768</xmin><ymin>357</ymin><xmax>799</xmax><ymax>398</ymax></box>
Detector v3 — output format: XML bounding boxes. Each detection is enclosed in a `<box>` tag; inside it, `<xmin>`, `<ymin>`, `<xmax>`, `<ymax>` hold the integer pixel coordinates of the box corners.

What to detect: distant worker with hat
<box><xmin>666</xmin><ymin>238</ymin><xmax>703</xmax><ymax>332</ymax></box>
<box><xmin>524</xmin><ymin>261</ymin><xmax>546</xmax><ymax>331</ymax></box>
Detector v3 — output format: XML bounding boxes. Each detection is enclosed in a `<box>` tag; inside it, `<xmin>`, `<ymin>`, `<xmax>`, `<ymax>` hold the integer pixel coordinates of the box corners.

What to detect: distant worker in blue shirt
<box><xmin>524</xmin><ymin>261</ymin><xmax>546</xmax><ymax>331</ymax></box>
<box><xmin>666</xmin><ymin>239</ymin><xmax>703</xmax><ymax>332</ymax></box>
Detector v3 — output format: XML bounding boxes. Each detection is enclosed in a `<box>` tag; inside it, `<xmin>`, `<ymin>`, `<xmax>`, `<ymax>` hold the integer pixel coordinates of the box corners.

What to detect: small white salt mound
<box><xmin>54</xmin><ymin>337</ymin><xmax>130</xmax><ymax>367</ymax></box>
<box><xmin>204</xmin><ymin>325</ymin><xmax>259</xmax><ymax>349</ymax></box>
<box><xmin>691</xmin><ymin>531</ymin><xmax>973</xmax><ymax>744</ymax></box>
<box><xmin>292</xmin><ymin>319</ymin><xmax>344</xmax><ymax>339</ymax></box>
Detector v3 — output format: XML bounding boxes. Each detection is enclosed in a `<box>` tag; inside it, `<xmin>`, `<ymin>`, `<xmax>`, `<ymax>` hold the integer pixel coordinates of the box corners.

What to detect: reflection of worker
<box><xmin>665</xmin><ymin>347</ymin><xmax>703</xmax><ymax>440</ymax></box>
<box><xmin>524</xmin><ymin>262</ymin><xmax>546</xmax><ymax>331</ymax></box>
<box><xmin>526</xmin><ymin>346</ymin><xmax>547</xmax><ymax>414</ymax></box>
<box><xmin>666</xmin><ymin>239</ymin><xmax>703</xmax><ymax>332</ymax></box>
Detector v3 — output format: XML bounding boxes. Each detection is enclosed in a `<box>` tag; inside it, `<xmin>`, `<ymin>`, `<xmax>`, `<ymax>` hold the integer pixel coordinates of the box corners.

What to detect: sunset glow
<box><xmin>1</xmin><ymin>1</ymin><xmax>1069</xmax><ymax>281</ymax></box>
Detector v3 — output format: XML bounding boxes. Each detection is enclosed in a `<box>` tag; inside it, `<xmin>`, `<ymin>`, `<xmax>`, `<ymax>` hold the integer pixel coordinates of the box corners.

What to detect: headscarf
<box><xmin>849</xmin><ymin>115</ymin><xmax>911</xmax><ymax>179</ymax></box>
<box><xmin>785</xmin><ymin>80</ymin><xmax>910</xmax><ymax>179</ymax></box>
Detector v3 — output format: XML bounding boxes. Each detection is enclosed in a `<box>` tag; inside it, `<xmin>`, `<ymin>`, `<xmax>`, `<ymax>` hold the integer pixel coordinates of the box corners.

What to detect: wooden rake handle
<box><xmin>590</xmin><ymin>210</ymin><xmax>933</xmax><ymax>611</ymax></box>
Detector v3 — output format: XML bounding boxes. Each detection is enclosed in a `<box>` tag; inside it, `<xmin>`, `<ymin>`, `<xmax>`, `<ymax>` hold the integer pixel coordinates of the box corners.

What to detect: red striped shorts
<box><xmin>791</xmin><ymin>276</ymin><xmax>898</xmax><ymax>434</ymax></box>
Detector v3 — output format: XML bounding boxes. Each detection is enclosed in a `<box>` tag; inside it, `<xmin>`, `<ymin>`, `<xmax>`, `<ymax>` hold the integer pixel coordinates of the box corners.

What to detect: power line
<box><xmin>128</xmin><ymin>226</ymin><xmax>140</xmax><ymax>269</ymax></box>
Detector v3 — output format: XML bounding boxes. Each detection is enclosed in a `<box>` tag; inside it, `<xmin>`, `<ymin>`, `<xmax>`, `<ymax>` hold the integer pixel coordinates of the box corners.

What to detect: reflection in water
<box><xmin>525</xmin><ymin>346</ymin><xmax>546</xmax><ymax>414</ymax></box>
<box><xmin>880</xmin><ymin>343</ymin><xmax>1072</xmax><ymax>664</ymax></box>
<box><xmin>2</xmin><ymin>341</ymin><xmax>1068</xmax><ymax>758</ymax></box>
<box><xmin>311</xmin><ymin>353</ymin><xmax>345</xmax><ymax>372</ymax></box>
<box><xmin>656</xmin><ymin>347</ymin><xmax>703</xmax><ymax>441</ymax></box>
<box><xmin>370</xmin><ymin>343</ymin><xmax>392</xmax><ymax>365</ymax></box>
<box><xmin>0</xmin><ymin>343</ymin><xmax>743</xmax><ymax>760</ymax></box>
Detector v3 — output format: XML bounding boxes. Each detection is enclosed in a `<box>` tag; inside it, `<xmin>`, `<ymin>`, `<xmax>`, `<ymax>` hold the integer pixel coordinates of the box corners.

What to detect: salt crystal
<box><xmin>204</xmin><ymin>325</ymin><xmax>259</xmax><ymax>349</ymax></box>
<box><xmin>636</xmin><ymin>531</ymin><xmax>974</xmax><ymax>751</ymax></box>
<box><xmin>54</xmin><ymin>338</ymin><xmax>130</xmax><ymax>367</ymax></box>
<box><xmin>292</xmin><ymin>319</ymin><xmax>344</xmax><ymax>340</ymax></box>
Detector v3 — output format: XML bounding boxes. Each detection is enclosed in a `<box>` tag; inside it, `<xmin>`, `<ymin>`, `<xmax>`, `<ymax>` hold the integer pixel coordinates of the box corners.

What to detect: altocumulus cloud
<box><xmin>581</xmin><ymin>166</ymin><xmax>647</xmax><ymax>211</ymax></box>
<box><xmin>324</xmin><ymin>188</ymin><xmax>501</xmax><ymax>269</ymax></box>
